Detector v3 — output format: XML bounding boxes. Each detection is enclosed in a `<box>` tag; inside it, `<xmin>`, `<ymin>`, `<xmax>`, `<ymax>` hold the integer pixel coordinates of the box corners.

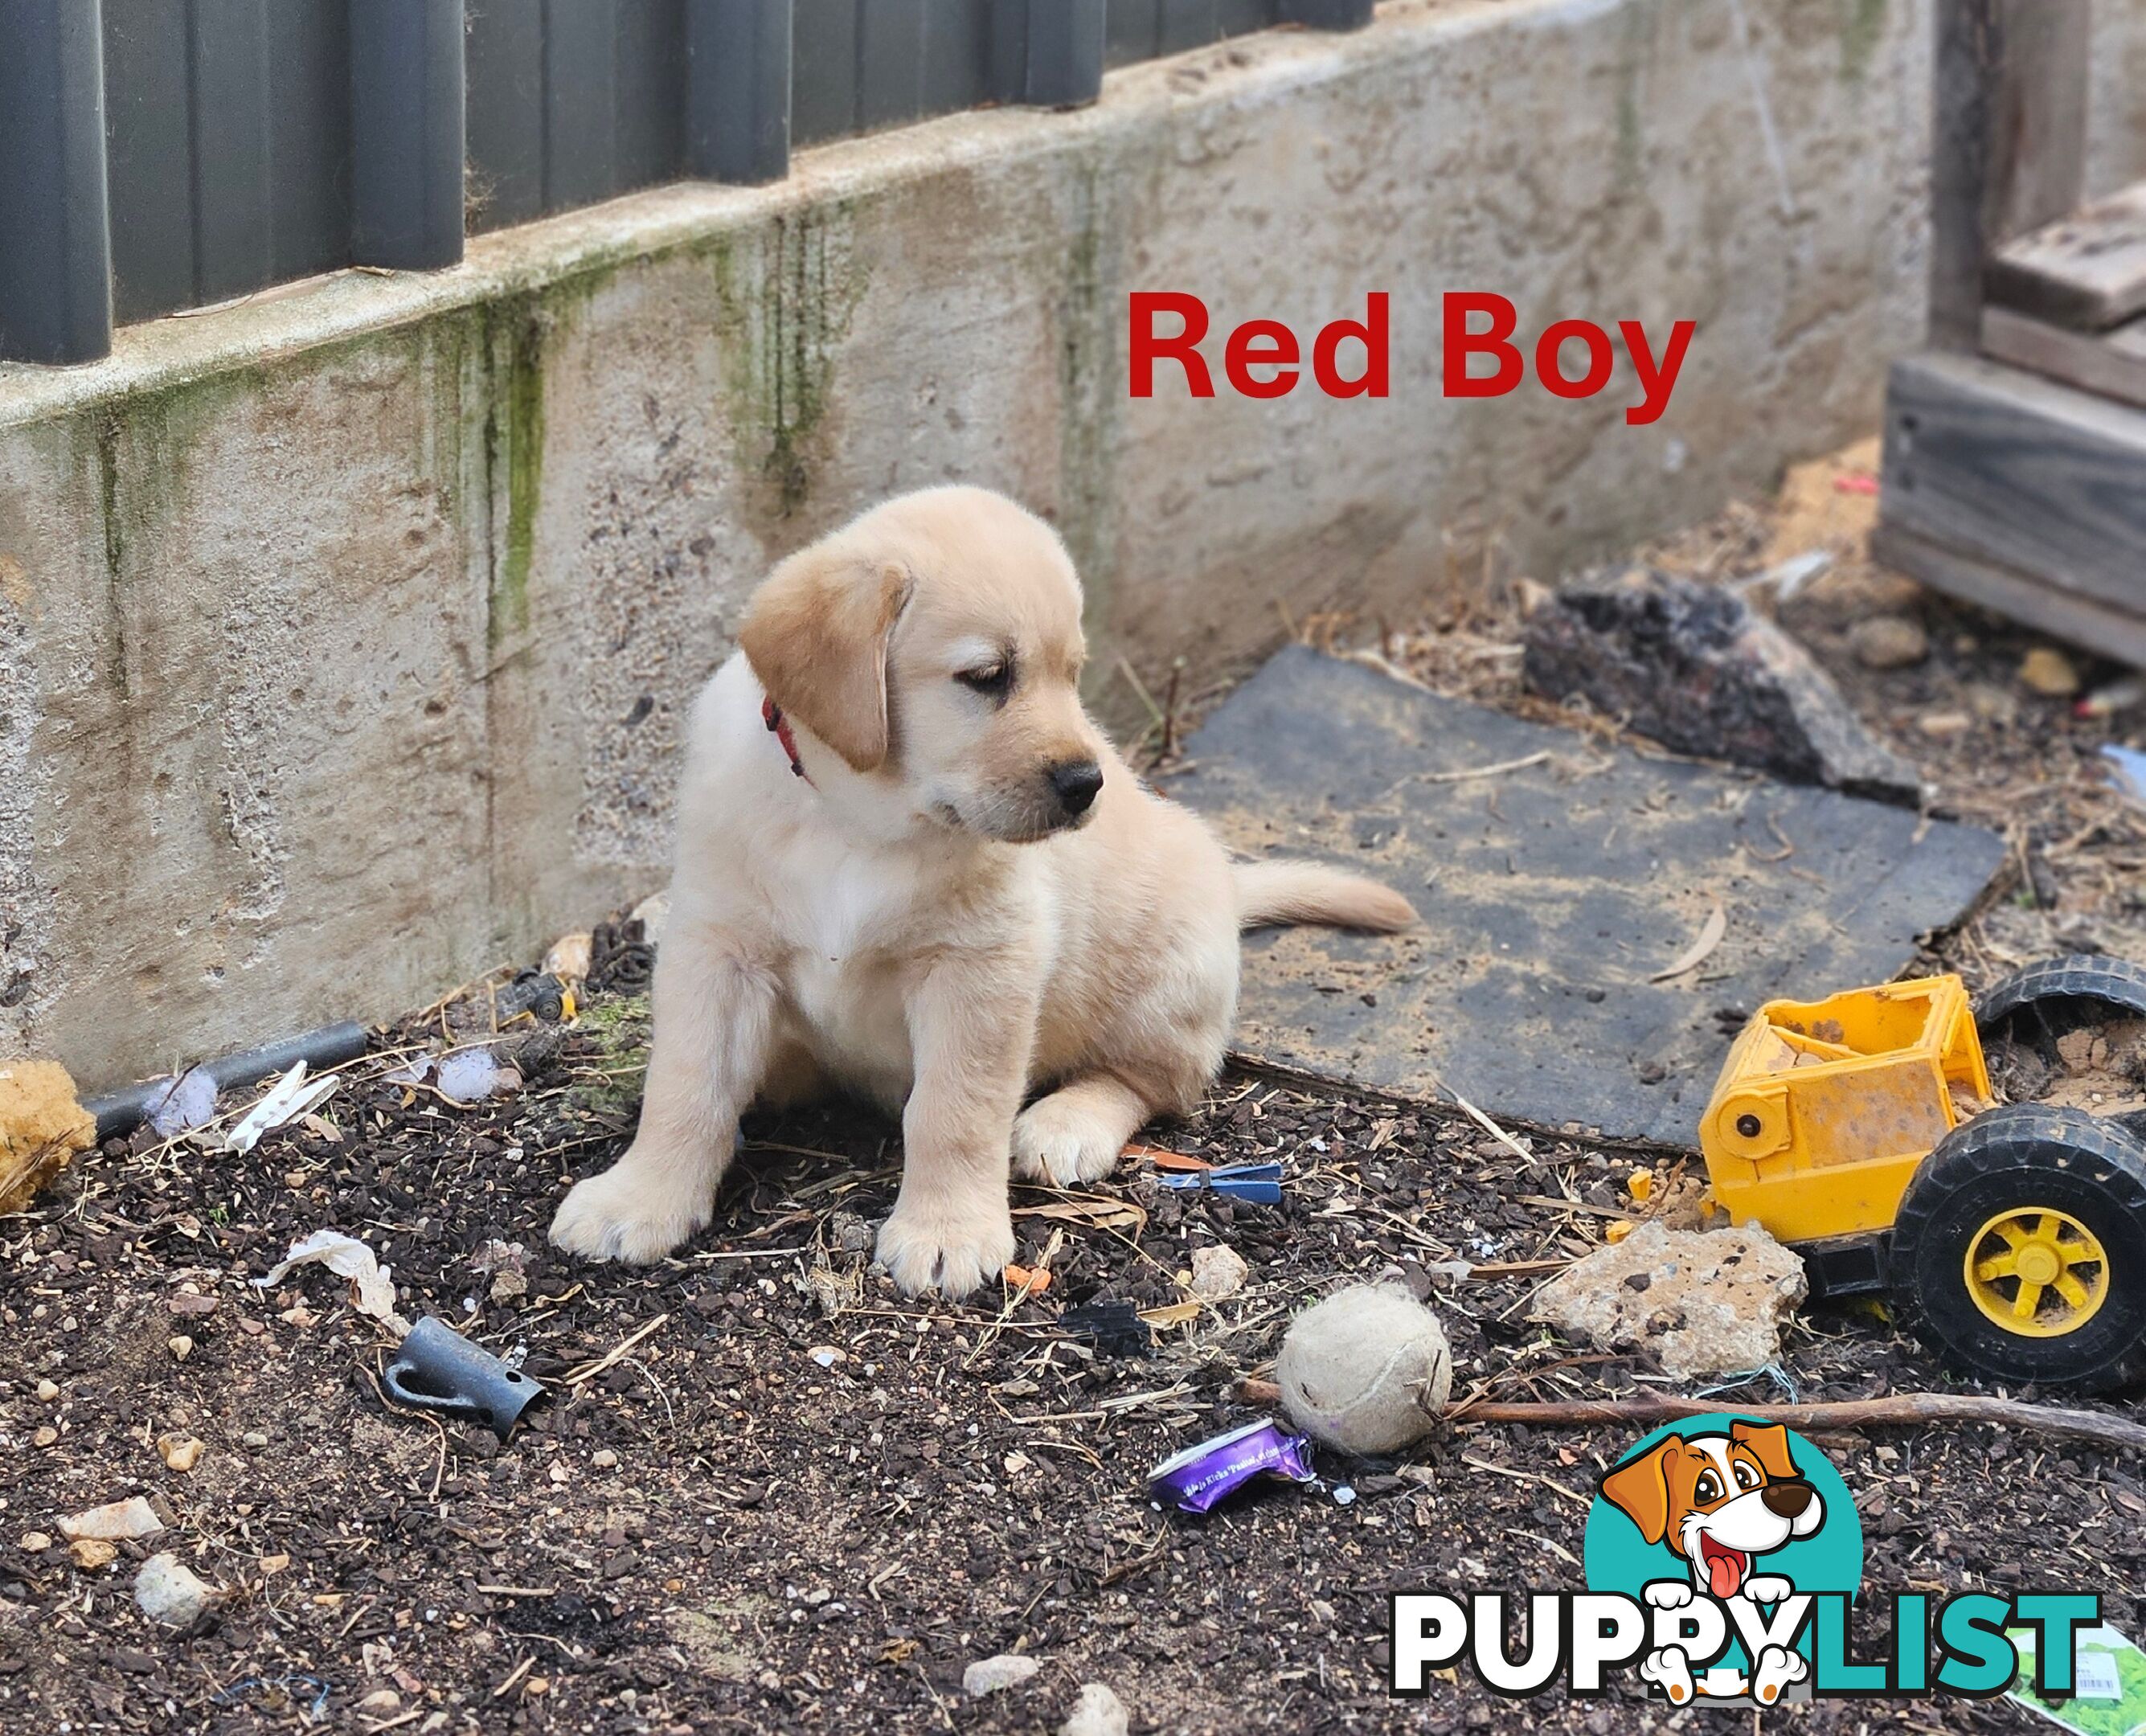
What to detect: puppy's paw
<box><xmin>876</xmin><ymin>1200</ymin><xmax>1017</xmax><ymax>1300</ymax></box>
<box><xmin>1638</xmin><ymin>1648</ymin><xmax>1694</xmax><ymax>1705</ymax></box>
<box><xmin>1010</xmin><ymin>1097</ymin><xmax>1125</xmax><ymax>1187</ymax></box>
<box><xmin>1753</xmin><ymin>1644</ymin><xmax>1808</xmax><ymax>1705</ymax></box>
<box><xmin>1644</xmin><ymin>1581</ymin><xmax>1694</xmax><ymax>1611</ymax></box>
<box><xmin>1742</xmin><ymin>1574</ymin><xmax>1792</xmax><ymax>1606</ymax></box>
<box><xmin>549</xmin><ymin>1157</ymin><xmax>710</xmax><ymax>1263</ymax></box>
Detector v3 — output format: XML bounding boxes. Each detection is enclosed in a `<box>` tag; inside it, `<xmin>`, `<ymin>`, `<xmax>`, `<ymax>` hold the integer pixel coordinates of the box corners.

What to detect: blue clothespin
<box><xmin>1157</xmin><ymin>1160</ymin><xmax>1284</xmax><ymax>1204</ymax></box>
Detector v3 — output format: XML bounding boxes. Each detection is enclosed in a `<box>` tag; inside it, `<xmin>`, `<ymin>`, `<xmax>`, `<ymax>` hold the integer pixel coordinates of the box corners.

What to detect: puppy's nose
<box><xmin>1048</xmin><ymin>759</ymin><xmax>1104</xmax><ymax>816</ymax></box>
<box><xmin>1762</xmin><ymin>1481</ymin><xmax>1813</xmax><ymax>1518</ymax></box>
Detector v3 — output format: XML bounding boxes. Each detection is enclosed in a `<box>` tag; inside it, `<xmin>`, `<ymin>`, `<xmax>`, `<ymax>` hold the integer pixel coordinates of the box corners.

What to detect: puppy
<box><xmin>549</xmin><ymin>485</ymin><xmax>1415</xmax><ymax>1296</ymax></box>
<box><xmin>1601</xmin><ymin>1422</ymin><xmax>1825</xmax><ymax>1705</ymax></box>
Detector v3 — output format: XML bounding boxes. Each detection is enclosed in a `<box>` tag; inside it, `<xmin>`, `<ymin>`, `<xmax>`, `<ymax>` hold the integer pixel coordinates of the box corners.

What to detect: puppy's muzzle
<box><xmin>1761</xmin><ymin>1481</ymin><xmax>1814</xmax><ymax>1519</ymax></box>
<box><xmin>1047</xmin><ymin>758</ymin><xmax>1104</xmax><ymax>821</ymax></box>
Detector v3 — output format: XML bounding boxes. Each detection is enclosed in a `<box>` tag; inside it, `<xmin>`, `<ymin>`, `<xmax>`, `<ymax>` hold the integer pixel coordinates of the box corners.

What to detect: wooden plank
<box><xmin>1928</xmin><ymin>0</ymin><xmax>2091</xmax><ymax>350</ymax></box>
<box><xmin>1983</xmin><ymin>305</ymin><xmax>2146</xmax><ymax>411</ymax></box>
<box><xmin>1986</xmin><ymin>182</ymin><xmax>2146</xmax><ymax>332</ymax></box>
<box><xmin>1879</xmin><ymin>352</ymin><xmax>2146</xmax><ymax>619</ymax></box>
<box><xmin>1870</xmin><ymin>524</ymin><xmax>2146</xmax><ymax>671</ymax></box>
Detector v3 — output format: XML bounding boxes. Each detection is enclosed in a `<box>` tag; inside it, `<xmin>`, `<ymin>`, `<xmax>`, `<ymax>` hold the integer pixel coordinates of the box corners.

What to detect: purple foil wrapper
<box><xmin>1148</xmin><ymin>1419</ymin><xmax>1318</xmax><ymax>1514</ymax></box>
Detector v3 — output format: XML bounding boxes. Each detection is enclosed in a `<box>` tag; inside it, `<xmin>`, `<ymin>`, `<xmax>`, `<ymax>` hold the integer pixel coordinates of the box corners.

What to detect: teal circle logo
<box><xmin>1583</xmin><ymin>1415</ymin><xmax>1863</xmax><ymax>1701</ymax></box>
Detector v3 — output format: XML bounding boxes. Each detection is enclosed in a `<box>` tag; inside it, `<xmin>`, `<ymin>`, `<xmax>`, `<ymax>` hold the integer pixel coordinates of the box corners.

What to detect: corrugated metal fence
<box><xmin>0</xmin><ymin>0</ymin><xmax>1373</xmax><ymax>367</ymax></box>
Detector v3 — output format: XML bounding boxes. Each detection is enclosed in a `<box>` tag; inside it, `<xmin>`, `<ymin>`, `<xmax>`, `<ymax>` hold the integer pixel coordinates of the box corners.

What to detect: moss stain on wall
<box><xmin>1054</xmin><ymin>159</ymin><xmax>1124</xmax><ymax>690</ymax></box>
<box><xmin>481</xmin><ymin>300</ymin><xmax>548</xmax><ymax>653</ymax></box>
<box><xmin>1839</xmin><ymin>0</ymin><xmax>1888</xmax><ymax>85</ymax></box>
<box><xmin>83</xmin><ymin>364</ymin><xmax>267</xmax><ymax>703</ymax></box>
<box><xmin>705</xmin><ymin>205</ymin><xmax>870</xmax><ymax>522</ymax></box>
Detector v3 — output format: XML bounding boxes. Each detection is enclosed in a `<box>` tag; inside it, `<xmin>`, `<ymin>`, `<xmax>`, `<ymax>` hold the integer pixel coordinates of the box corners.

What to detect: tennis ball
<box><xmin>1276</xmin><ymin>1283</ymin><xmax>1452</xmax><ymax>1456</ymax></box>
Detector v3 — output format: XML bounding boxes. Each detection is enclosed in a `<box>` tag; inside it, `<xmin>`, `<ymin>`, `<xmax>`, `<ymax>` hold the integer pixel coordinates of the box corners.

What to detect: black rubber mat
<box><xmin>1167</xmin><ymin>645</ymin><xmax>2008</xmax><ymax>1148</ymax></box>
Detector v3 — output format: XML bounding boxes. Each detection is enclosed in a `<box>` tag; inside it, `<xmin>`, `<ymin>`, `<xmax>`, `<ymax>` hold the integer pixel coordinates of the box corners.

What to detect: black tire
<box><xmin>1890</xmin><ymin>1103</ymin><xmax>2146</xmax><ymax>1392</ymax></box>
<box><xmin>1976</xmin><ymin>954</ymin><xmax>2146</xmax><ymax>1043</ymax></box>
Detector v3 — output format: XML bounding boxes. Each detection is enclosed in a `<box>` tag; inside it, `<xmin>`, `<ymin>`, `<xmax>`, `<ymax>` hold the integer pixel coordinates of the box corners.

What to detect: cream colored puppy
<box><xmin>550</xmin><ymin>486</ymin><xmax>1415</xmax><ymax>1296</ymax></box>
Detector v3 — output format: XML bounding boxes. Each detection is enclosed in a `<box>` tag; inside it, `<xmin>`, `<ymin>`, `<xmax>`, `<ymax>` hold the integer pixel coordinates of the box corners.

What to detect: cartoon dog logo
<box><xmin>1599</xmin><ymin>1422</ymin><xmax>1826</xmax><ymax>1705</ymax></box>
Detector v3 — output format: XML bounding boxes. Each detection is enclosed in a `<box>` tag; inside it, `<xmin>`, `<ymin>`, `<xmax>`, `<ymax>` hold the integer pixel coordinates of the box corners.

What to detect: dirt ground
<box><xmin>7</xmin><ymin>446</ymin><xmax>2146</xmax><ymax>1735</ymax></box>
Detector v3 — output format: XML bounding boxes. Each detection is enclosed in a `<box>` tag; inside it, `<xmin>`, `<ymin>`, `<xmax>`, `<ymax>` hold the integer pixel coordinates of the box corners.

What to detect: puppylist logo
<box><xmin>1390</xmin><ymin>1415</ymin><xmax>2099</xmax><ymax>1707</ymax></box>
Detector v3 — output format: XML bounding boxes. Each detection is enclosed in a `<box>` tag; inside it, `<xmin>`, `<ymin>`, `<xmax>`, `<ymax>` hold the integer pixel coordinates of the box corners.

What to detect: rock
<box><xmin>1965</xmin><ymin>681</ymin><xmax>2018</xmax><ymax>725</ymax></box>
<box><xmin>1187</xmin><ymin>1243</ymin><xmax>1248</xmax><ymax>1302</ymax></box>
<box><xmin>34</xmin><ymin>1379</ymin><xmax>58</xmax><ymax>1402</ymax></box>
<box><xmin>2020</xmin><ymin>646</ymin><xmax>2082</xmax><ymax>698</ymax></box>
<box><xmin>1847</xmin><ymin>614</ymin><xmax>1928</xmax><ymax>670</ymax></box>
<box><xmin>168</xmin><ymin>1335</ymin><xmax>194</xmax><ymax>1361</ymax></box>
<box><xmin>18</xmin><ymin>1533</ymin><xmax>51</xmax><ymax>1554</ymax></box>
<box><xmin>1917</xmin><ymin>710</ymin><xmax>1972</xmax><ymax>739</ymax></box>
<box><xmin>69</xmin><ymin>1538</ymin><xmax>117</xmax><ymax>1570</ymax></box>
<box><xmin>355</xmin><ymin>1689</ymin><xmax>402</xmax><ymax>1715</ymax></box>
<box><xmin>1522</xmin><ymin>567</ymin><xmax>1922</xmax><ymax>805</ymax></box>
<box><xmin>134</xmin><ymin>1552</ymin><xmax>216</xmax><ymax>1626</ymax></box>
<box><xmin>962</xmin><ymin>1654</ymin><xmax>1042</xmax><ymax>1698</ymax></box>
<box><xmin>157</xmin><ymin>1433</ymin><xmax>204</xmax><ymax>1473</ymax></box>
<box><xmin>592</xmin><ymin>1449</ymin><xmax>619</xmax><ymax>1470</ymax></box>
<box><xmin>1061</xmin><ymin>1683</ymin><xmax>1131</xmax><ymax>1736</ymax></box>
<box><xmin>828</xmin><ymin>1210</ymin><xmax>874</xmax><ymax>1255</ymax></box>
<box><xmin>59</xmin><ymin>1497</ymin><xmax>165</xmax><ymax>1542</ymax></box>
<box><xmin>241</xmin><ymin>1431</ymin><xmax>269</xmax><ymax>1449</ymax></box>
<box><xmin>1531</xmin><ymin>1222</ymin><xmax>1807</xmax><ymax>1382</ymax></box>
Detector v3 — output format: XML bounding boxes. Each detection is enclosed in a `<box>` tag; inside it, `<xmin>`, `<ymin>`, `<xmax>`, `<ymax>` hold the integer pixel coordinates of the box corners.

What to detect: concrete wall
<box><xmin>1</xmin><ymin>0</ymin><xmax>2140</xmax><ymax>1087</ymax></box>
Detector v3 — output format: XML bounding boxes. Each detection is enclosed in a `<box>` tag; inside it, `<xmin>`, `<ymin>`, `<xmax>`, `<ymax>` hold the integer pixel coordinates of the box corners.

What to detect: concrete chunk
<box><xmin>1531</xmin><ymin>1222</ymin><xmax>1808</xmax><ymax>1382</ymax></box>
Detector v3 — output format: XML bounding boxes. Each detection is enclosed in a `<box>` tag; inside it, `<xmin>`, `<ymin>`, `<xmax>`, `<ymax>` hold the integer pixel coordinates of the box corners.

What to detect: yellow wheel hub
<box><xmin>1964</xmin><ymin>1208</ymin><xmax>2109</xmax><ymax>1338</ymax></box>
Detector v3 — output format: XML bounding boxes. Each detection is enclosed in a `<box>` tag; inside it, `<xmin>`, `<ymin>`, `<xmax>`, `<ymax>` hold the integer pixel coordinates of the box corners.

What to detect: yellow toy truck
<box><xmin>1699</xmin><ymin>956</ymin><xmax>2146</xmax><ymax>1391</ymax></box>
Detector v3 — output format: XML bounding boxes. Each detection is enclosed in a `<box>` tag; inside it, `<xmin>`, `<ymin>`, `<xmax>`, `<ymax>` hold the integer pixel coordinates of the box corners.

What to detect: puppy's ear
<box><xmin>1730</xmin><ymin>1422</ymin><xmax>1800</xmax><ymax>1482</ymax></box>
<box><xmin>739</xmin><ymin>549</ymin><xmax>912</xmax><ymax>772</ymax></box>
<box><xmin>1600</xmin><ymin>1440</ymin><xmax>1681</xmax><ymax>1546</ymax></box>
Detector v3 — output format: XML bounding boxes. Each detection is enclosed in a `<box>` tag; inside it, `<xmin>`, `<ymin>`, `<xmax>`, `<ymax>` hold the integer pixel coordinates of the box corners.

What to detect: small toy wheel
<box><xmin>1891</xmin><ymin>1103</ymin><xmax>2146</xmax><ymax>1392</ymax></box>
<box><xmin>1976</xmin><ymin>954</ymin><xmax>2146</xmax><ymax>1042</ymax></box>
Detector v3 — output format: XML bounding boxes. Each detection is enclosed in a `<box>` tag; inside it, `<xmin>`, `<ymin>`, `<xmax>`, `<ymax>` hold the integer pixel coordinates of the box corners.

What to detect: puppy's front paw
<box><xmin>1644</xmin><ymin>1581</ymin><xmax>1693</xmax><ymax>1611</ymax></box>
<box><xmin>1742</xmin><ymin>1574</ymin><xmax>1792</xmax><ymax>1606</ymax></box>
<box><xmin>1010</xmin><ymin>1097</ymin><xmax>1124</xmax><ymax>1187</ymax></box>
<box><xmin>549</xmin><ymin>1156</ymin><xmax>710</xmax><ymax>1263</ymax></box>
<box><xmin>876</xmin><ymin>1201</ymin><xmax>1016</xmax><ymax>1300</ymax></box>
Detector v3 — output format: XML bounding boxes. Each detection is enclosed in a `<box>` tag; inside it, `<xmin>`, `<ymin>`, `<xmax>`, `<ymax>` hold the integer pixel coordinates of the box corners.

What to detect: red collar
<box><xmin>761</xmin><ymin>694</ymin><xmax>809</xmax><ymax>784</ymax></box>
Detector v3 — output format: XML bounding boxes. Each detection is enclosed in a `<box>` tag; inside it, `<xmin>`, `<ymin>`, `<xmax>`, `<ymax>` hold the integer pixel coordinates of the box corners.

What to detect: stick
<box><xmin>1418</xmin><ymin>750</ymin><xmax>1551</xmax><ymax>784</ymax></box>
<box><xmin>563</xmin><ymin>1313</ymin><xmax>669</xmax><ymax>1386</ymax></box>
<box><xmin>1459</xmin><ymin>1394</ymin><xmax>2146</xmax><ymax>1455</ymax></box>
<box><xmin>1227</xmin><ymin>1383</ymin><xmax>2146</xmax><ymax>1453</ymax></box>
<box><xmin>1444</xmin><ymin>1087</ymin><xmax>1534</xmax><ymax>1162</ymax></box>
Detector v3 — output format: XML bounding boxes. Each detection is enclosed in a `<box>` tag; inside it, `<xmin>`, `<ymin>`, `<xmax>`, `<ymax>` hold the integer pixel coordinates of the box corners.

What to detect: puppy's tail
<box><xmin>1232</xmin><ymin>859</ymin><xmax>1418</xmax><ymax>933</ymax></box>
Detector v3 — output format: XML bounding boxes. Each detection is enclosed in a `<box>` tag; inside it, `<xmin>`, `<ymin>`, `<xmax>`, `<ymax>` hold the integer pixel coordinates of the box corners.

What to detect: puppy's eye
<box><xmin>1733</xmin><ymin>1462</ymin><xmax>1760</xmax><ymax>1490</ymax></box>
<box><xmin>956</xmin><ymin>663</ymin><xmax>1012</xmax><ymax>698</ymax></box>
<box><xmin>1693</xmin><ymin>1472</ymin><xmax>1722</xmax><ymax>1505</ymax></box>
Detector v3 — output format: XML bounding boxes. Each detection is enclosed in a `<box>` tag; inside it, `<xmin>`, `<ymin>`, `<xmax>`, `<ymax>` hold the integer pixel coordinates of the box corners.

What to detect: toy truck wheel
<box><xmin>1890</xmin><ymin>1103</ymin><xmax>2146</xmax><ymax>1392</ymax></box>
<box><xmin>1976</xmin><ymin>954</ymin><xmax>2146</xmax><ymax>1044</ymax></box>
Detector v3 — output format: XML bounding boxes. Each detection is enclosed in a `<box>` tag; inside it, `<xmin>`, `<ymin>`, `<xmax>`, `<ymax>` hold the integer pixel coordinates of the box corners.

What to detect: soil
<box><xmin>7</xmin><ymin>444</ymin><xmax>2146</xmax><ymax>1736</ymax></box>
